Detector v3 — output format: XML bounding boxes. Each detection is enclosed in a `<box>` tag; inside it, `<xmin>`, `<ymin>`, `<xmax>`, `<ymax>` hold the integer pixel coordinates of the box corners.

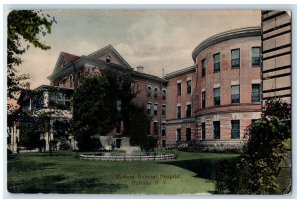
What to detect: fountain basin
<box><xmin>79</xmin><ymin>152</ymin><xmax>176</xmax><ymax>161</ymax></box>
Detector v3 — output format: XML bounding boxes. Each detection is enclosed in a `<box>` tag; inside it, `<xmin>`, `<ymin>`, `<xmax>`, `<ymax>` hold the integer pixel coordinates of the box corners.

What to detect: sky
<box><xmin>17</xmin><ymin>10</ymin><xmax>261</xmax><ymax>89</ymax></box>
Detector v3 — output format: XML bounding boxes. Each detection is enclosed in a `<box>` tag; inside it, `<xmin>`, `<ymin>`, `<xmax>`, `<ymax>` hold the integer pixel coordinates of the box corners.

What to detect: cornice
<box><xmin>192</xmin><ymin>27</ymin><xmax>261</xmax><ymax>62</ymax></box>
<box><xmin>132</xmin><ymin>71</ymin><xmax>168</xmax><ymax>86</ymax></box>
<box><xmin>164</xmin><ymin>66</ymin><xmax>196</xmax><ymax>80</ymax></box>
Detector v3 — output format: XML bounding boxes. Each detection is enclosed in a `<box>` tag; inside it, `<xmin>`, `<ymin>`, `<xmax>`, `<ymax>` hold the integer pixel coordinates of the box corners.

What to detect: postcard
<box><xmin>6</xmin><ymin>9</ymin><xmax>292</xmax><ymax>195</ymax></box>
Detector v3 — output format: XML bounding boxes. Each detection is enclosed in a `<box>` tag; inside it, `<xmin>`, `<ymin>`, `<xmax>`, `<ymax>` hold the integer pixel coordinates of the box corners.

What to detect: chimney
<box><xmin>136</xmin><ymin>66</ymin><xmax>144</xmax><ymax>73</ymax></box>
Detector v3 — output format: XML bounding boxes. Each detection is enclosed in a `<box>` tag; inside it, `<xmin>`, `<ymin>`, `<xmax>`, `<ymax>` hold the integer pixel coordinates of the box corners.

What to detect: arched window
<box><xmin>106</xmin><ymin>55</ymin><xmax>111</xmax><ymax>63</ymax></box>
<box><xmin>154</xmin><ymin>88</ymin><xmax>158</xmax><ymax>99</ymax></box>
<box><xmin>147</xmin><ymin>87</ymin><xmax>152</xmax><ymax>97</ymax></box>
<box><xmin>162</xmin><ymin>89</ymin><xmax>167</xmax><ymax>100</ymax></box>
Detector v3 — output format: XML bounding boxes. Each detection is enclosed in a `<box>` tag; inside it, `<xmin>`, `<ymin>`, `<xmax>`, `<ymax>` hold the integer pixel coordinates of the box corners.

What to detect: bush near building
<box><xmin>215</xmin><ymin>98</ymin><xmax>291</xmax><ymax>194</ymax></box>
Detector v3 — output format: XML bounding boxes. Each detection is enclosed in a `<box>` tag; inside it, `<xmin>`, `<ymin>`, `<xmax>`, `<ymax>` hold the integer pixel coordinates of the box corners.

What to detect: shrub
<box><xmin>215</xmin><ymin>157</ymin><xmax>241</xmax><ymax>194</ymax></box>
<box><xmin>214</xmin><ymin>98</ymin><xmax>291</xmax><ymax>194</ymax></box>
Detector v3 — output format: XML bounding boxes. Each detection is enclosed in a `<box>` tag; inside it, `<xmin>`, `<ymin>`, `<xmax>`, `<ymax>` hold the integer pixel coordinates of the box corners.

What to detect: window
<box><xmin>162</xmin><ymin>104</ymin><xmax>166</xmax><ymax>116</ymax></box>
<box><xmin>177</xmin><ymin>83</ymin><xmax>181</xmax><ymax>96</ymax></box>
<box><xmin>214</xmin><ymin>87</ymin><xmax>220</xmax><ymax>106</ymax></box>
<box><xmin>231</xmin><ymin>120</ymin><xmax>240</xmax><ymax>139</ymax></box>
<box><xmin>57</xmin><ymin>93</ymin><xmax>64</xmax><ymax>105</ymax></box>
<box><xmin>154</xmin><ymin>88</ymin><xmax>158</xmax><ymax>99</ymax></box>
<box><xmin>202</xmin><ymin>91</ymin><xmax>206</xmax><ymax>108</ymax></box>
<box><xmin>187</xmin><ymin>80</ymin><xmax>192</xmax><ymax>94</ymax></box>
<box><xmin>202</xmin><ymin>58</ymin><xmax>207</xmax><ymax>77</ymax></box>
<box><xmin>162</xmin><ymin>89</ymin><xmax>166</xmax><ymax>100</ymax></box>
<box><xmin>176</xmin><ymin>129</ymin><xmax>181</xmax><ymax>142</ymax></box>
<box><xmin>35</xmin><ymin>96</ymin><xmax>44</xmax><ymax>109</ymax></box>
<box><xmin>186</xmin><ymin>128</ymin><xmax>191</xmax><ymax>142</ymax></box>
<box><xmin>231</xmin><ymin>49</ymin><xmax>240</xmax><ymax>69</ymax></box>
<box><xmin>154</xmin><ymin>104</ymin><xmax>158</xmax><ymax>116</ymax></box>
<box><xmin>231</xmin><ymin>85</ymin><xmax>240</xmax><ymax>104</ymax></box>
<box><xmin>162</xmin><ymin>122</ymin><xmax>166</xmax><ymax>136</ymax></box>
<box><xmin>106</xmin><ymin>55</ymin><xmax>111</xmax><ymax>63</ymax></box>
<box><xmin>162</xmin><ymin>140</ymin><xmax>166</xmax><ymax>148</ymax></box>
<box><xmin>162</xmin><ymin>129</ymin><xmax>166</xmax><ymax>136</ymax></box>
<box><xmin>69</xmin><ymin>74</ymin><xmax>73</xmax><ymax>87</ymax></box>
<box><xmin>49</xmin><ymin>93</ymin><xmax>56</xmax><ymax>106</ymax></box>
<box><xmin>186</xmin><ymin>104</ymin><xmax>191</xmax><ymax>118</ymax></box>
<box><xmin>214</xmin><ymin>53</ymin><xmax>220</xmax><ymax>72</ymax></box>
<box><xmin>252</xmin><ymin>47</ymin><xmax>261</xmax><ymax>66</ymax></box>
<box><xmin>213</xmin><ymin>121</ymin><xmax>220</xmax><ymax>139</ymax></box>
<box><xmin>201</xmin><ymin>123</ymin><xmax>206</xmax><ymax>140</ymax></box>
<box><xmin>65</xmin><ymin>96</ymin><xmax>71</xmax><ymax>108</ymax></box>
<box><xmin>147</xmin><ymin>103</ymin><xmax>151</xmax><ymax>115</ymax></box>
<box><xmin>154</xmin><ymin>122</ymin><xmax>159</xmax><ymax>135</ymax></box>
<box><xmin>147</xmin><ymin>87</ymin><xmax>152</xmax><ymax>97</ymax></box>
<box><xmin>252</xmin><ymin>84</ymin><xmax>261</xmax><ymax>103</ymax></box>
<box><xmin>177</xmin><ymin>106</ymin><xmax>181</xmax><ymax>119</ymax></box>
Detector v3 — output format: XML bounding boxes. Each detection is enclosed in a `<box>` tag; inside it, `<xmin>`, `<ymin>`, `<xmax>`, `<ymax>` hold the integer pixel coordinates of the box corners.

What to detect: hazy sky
<box><xmin>17</xmin><ymin>10</ymin><xmax>261</xmax><ymax>89</ymax></box>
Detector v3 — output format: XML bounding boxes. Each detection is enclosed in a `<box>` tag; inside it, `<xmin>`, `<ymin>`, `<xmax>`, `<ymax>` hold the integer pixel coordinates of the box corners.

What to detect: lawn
<box><xmin>7</xmin><ymin>150</ymin><xmax>238</xmax><ymax>194</ymax></box>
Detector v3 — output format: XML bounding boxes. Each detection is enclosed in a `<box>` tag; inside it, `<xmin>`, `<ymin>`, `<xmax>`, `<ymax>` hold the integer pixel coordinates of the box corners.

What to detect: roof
<box><xmin>132</xmin><ymin>70</ymin><xmax>168</xmax><ymax>85</ymax></box>
<box><xmin>50</xmin><ymin>52</ymin><xmax>80</xmax><ymax>76</ymax></box>
<box><xmin>88</xmin><ymin>44</ymin><xmax>133</xmax><ymax>70</ymax></box>
<box><xmin>164</xmin><ymin>66</ymin><xmax>196</xmax><ymax>80</ymax></box>
<box><xmin>192</xmin><ymin>27</ymin><xmax>261</xmax><ymax>62</ymax></box>
<box><xmin>48</xmin><ymin>45</ymin><xmax>134</xmax><ymax>81</ymax></box>
<box><xmin>17</xmin><ymin>89</ymin><xmax>32</xmax><ymax>105</ymax></box>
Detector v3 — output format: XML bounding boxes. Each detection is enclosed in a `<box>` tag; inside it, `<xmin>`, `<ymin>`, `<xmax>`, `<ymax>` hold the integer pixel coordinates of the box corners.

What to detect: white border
<box><xmin>1</xmin><ymin>1</ymin><xmax>299</xmax><ymax>202</ymax></box>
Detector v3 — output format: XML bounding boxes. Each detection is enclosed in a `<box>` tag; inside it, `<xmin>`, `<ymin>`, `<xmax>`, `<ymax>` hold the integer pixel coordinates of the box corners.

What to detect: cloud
<box><xmin>15</xmin><ymin>10</ymin><xmax>261</xmax><ymax>89</ymax></box>
<box><xmin>113</xmin><ymin>13</ymin><xmax>194</xmax><ymax>76</ymax></box>
<box><xmin>18</xmin><ymin>48</ymin><xmax>57</xmax><ymax>89</ymax></box>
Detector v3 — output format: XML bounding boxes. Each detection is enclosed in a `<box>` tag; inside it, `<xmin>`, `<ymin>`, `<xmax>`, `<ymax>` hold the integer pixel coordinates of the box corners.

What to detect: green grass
<box><xmin>7</xmin><ymin>150</ymin><xmax>238</xmax><ymax>194</ymax></box>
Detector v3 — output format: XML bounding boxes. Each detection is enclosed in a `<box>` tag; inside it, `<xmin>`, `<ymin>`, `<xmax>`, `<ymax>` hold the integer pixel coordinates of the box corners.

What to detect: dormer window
<box><xmin>106</xmin><ymin>55</ymin><xmax>111</xmax><ymax>63</ymax></box>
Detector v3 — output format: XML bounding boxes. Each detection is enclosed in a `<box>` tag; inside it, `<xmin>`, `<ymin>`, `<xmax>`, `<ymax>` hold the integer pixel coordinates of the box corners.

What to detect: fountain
<box><xmin>79</xmin><ymin>151</ymin><xmax>176</xmax><ymax>161</ymax></box>
<box><xmin>80</xmin><ymin>135</ymin><xmax>176</xmax><ymax>161</ymax></box>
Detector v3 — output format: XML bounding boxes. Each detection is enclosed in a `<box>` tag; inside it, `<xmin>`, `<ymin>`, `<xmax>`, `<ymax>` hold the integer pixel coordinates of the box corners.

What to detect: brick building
<box><xmin>191</xmin><ymin>27</ymin><xmax>262</xmax><ymax>150</ymax></box>
<box><xmin>164</xmin><ymin>66</ymin><xmax>197</xmax><ymax>147</ymax></box>
<box><xmin>11</xmin><ymin>26</ymin><xmax>272</xmax><ymax>152</ymax></box>
<box><xmin>11</xmin><ymin>45</ymin><xmax>168</xmax><ymax>151</ymax></box>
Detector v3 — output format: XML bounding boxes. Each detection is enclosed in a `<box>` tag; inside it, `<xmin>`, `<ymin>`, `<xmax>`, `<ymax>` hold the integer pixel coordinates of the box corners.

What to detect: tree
<box><xmin>18</xmin><ymin>121</ymin><xmax>41</xmax><ymax>151</ymax></box>
<box><xmin>215</xmin><ymin>98</ymin><xmax>291</xmax><ymax>194</ymax></box>
<box><xmin>123</xmin><ymin>104</ymin><xmax>150</xmax><ymax>150</ymax></box>
<box><xmin>7</xmin><ymin>10</ymin><xmax>55</xmax><ymax>112</ymax></box>
<box><xmin>53</xmin><ymin>120</ymin><xmax>72</xmax><ymax>150</ymax></box>
<box><xmin>72</xmin><ymin>74</ymin><xmax>119</xmax><ymax>151</ymax></box>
